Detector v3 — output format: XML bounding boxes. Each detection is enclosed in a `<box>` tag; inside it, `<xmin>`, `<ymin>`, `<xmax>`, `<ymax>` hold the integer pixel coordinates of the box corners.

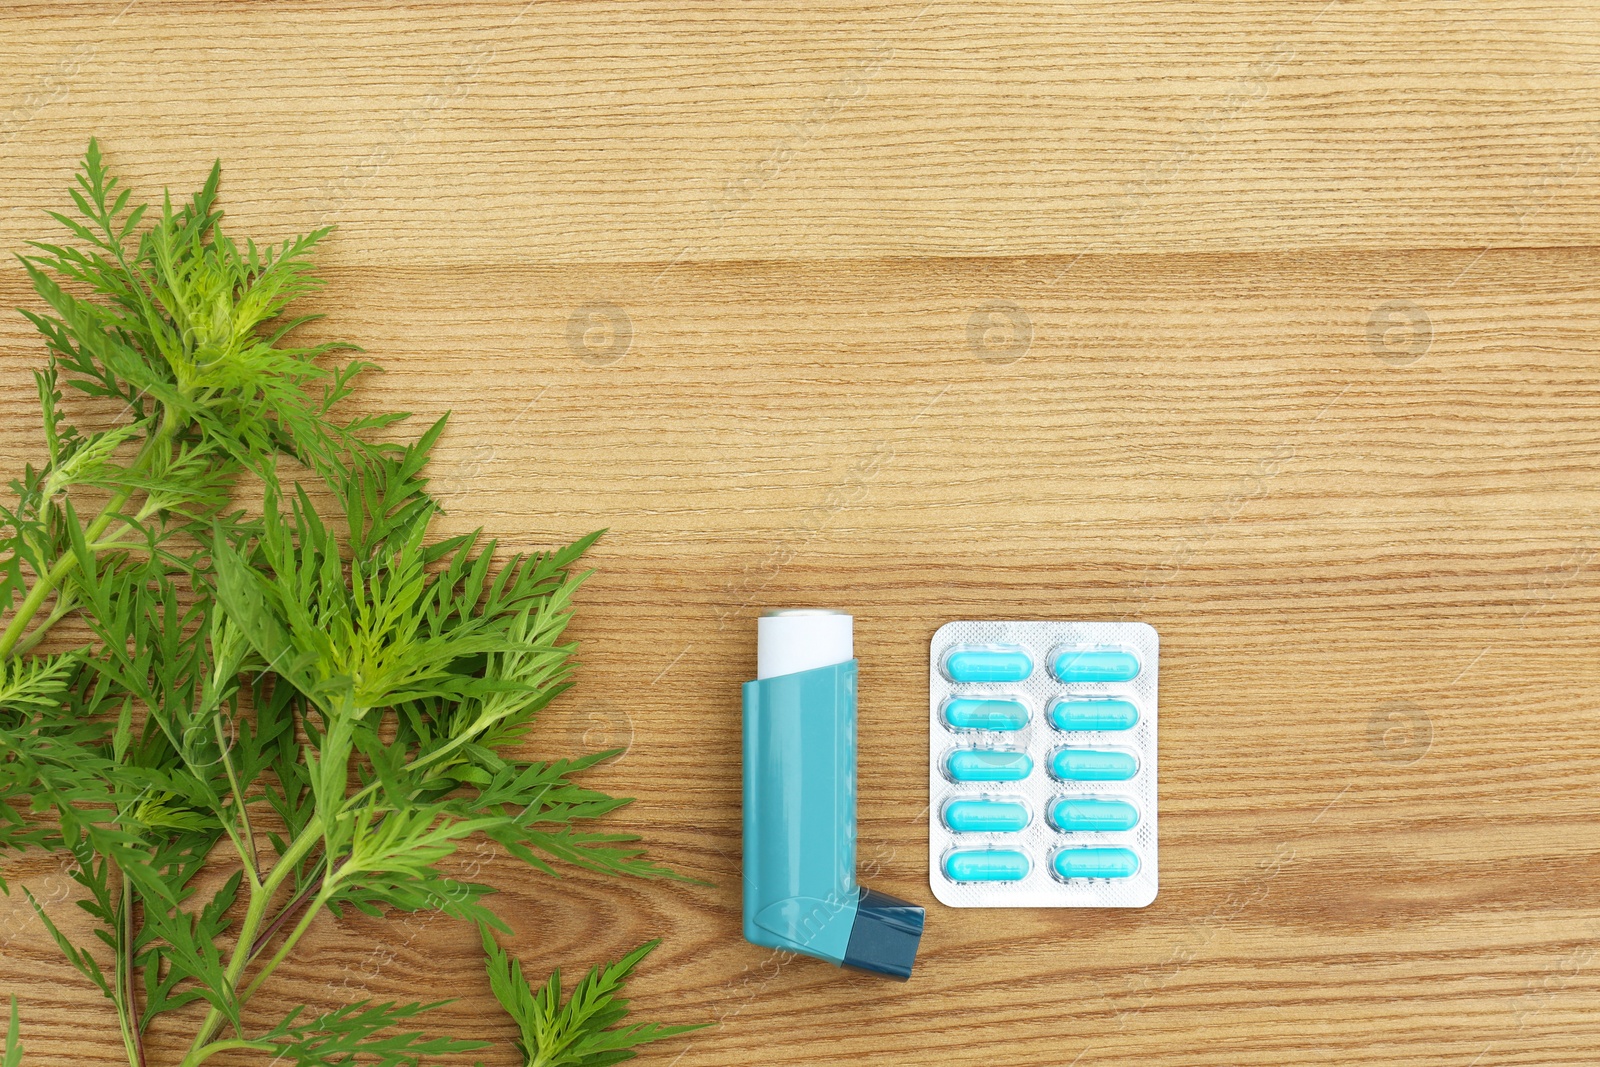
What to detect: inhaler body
<box><xmin>741</xmin><ymin>611</ymin><xmax>923</xmax><ymax>979</ymax></box>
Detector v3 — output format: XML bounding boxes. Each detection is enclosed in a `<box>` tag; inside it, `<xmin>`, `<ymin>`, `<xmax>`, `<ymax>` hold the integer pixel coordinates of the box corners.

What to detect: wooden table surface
<box><xmin>3</xmin><ymin>3</ymin><xmax>1599</xmax><ymax>1065</ymax></box>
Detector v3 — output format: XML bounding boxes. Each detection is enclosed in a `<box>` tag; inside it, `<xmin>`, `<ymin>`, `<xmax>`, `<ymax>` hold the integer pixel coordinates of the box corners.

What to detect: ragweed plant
<box><xmin>0</xmin><ymin>143</ymin><xmax>698</xmax><ymax>1066</ymax></box>
<box><xmin>480</xmin><ymin>929</ymin><xmax>699</xmax><ymax>1067</ymax></box>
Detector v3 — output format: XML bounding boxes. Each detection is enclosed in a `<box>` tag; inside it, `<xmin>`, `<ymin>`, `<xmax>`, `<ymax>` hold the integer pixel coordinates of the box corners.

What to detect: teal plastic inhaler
<box><xmin>741</xmin><ymin>610</ymin><xmax>925</xmax><ymax>979</ymax></box>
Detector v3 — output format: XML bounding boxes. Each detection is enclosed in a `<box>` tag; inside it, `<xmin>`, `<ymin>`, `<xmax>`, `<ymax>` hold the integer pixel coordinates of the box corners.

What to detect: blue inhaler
<box><xmin>741</xmin><ymin>610</ymin><xmax>925</xmax><ymax>979</ymax></box>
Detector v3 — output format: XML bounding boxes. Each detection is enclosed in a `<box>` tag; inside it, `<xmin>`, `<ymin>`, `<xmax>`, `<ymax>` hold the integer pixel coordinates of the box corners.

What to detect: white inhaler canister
<box><xmin>756</xmin><ymin>609</ymin><xmax>854</xmax><ymax>679</ymax></box>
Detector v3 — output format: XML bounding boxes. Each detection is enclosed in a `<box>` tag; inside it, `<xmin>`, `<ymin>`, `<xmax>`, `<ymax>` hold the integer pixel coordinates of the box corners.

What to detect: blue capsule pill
<box><xmin>1053</xmin><ymin>847</ymin><xmax>1140</xmax><ymax>879</ymax></box>
<box><xmin>944</xmin><ymin>849</ymin><xmax>1031</xmax><ymax>882</ymax></box>
<box><xmin>1050</xmin><ymin>748</ymin><xmax>1139</xmax><ymax>781</ymax></box>
<box><xmin>944</xmin><ymin>646</ymin><xmax>1034</xmax><ymax>683</ymax></box>
<box><xmin>1049</xmin><ymin>698</ymin><xmax>1139</xmax><ymax>732</ymax></box>
<box><xmin>943</xmin><ymin>697</ymin><xmax>1029</xmax><ymax>731</ymax></box>
<box><xmin>1051</xmin><ymin>648</ymin><xmax>1141</xmax><ymax>683</ymax></box>
<box><xmin>943</xmin><ymin>798</ymin><xmax>1030</xmax><ymax>833</ymax></box>
<box><xmin>945</xmin><ymin>749</ymin><xmax>1033</xmax><ymax>782</ymax></box>
<box><xmin>1049</xmin><ymin>796</ymin><xmax>1141</xmax><ymax>832</ymax></box>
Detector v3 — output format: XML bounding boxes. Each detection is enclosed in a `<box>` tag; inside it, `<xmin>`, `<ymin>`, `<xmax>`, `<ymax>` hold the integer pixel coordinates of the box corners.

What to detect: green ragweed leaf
<box><xmin>2</xmin><ymin>996</ymin><xmax>21</xmax><ymax>1067</ymax></box>
<box><xmin>253</xmin><ymin>1000</ymin><xmax>487</xmax><ymax>1067</ymax></box>
<box><xmin>482</xmin><ymin>927</ymin><xmax>704</xmax><ymax>1067</ymax></box>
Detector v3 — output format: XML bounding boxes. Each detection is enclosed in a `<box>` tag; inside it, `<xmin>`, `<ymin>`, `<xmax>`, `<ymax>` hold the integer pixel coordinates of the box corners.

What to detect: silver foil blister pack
<box><xmin>929</xmin><ymin>621</ymin><xmax>1159</xmax><ymax>908</ymax></box>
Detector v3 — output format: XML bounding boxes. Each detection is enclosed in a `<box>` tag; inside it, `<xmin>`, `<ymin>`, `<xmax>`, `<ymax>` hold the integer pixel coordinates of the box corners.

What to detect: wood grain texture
<box><xmin>2</xmin><ymin>2</ymin><xmax>1599</xmax><ymax>1065</ymax></box>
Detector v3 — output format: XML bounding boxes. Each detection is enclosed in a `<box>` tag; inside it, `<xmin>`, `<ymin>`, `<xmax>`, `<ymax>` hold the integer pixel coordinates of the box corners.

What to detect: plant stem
<box><xmin>182</xmin><ymin>814</ymin><xmax>323</xmax><ymax>1061</ymax></box>
<box><xmin>8</xmin><ymin>589</ymin><xmax>77</xmax><ymax>658</ymax></box>
<box><xmin>248</xmin><ymin>863</ymin><xmax>325</xmax><ymax>962</ymax></box>
<box><xmin>184</xmin><ymin>695</ymin><xmax>452</xmax><ymax>1057</ymax></box>
<box><xmin>216</xmin><ymin>715</ymin><xmax>261</xmax><ymax>884</ymax></box>
<box><xmin>240</xmin><ymin>885</ymin><xmax>328</xmax><ymax>1003</ymax></box>
<box><xmin>0</xmin><ymin>495</ymin><xmax>125</xmax><ymax>658</ymax></box>
<box><xmin>113</xmin><ymin>872</ymin><xmax>145</xmax><ymax>1067</ymax></box>
<box><xmin>0</xmin><ymin>409</ymin><xmax>179</xmax><ymax>660</ymax></box>
<box><xmin>176</xmin><ymin>1038</ymin><xmax>277</xmax><ymax>1067</ymax></box>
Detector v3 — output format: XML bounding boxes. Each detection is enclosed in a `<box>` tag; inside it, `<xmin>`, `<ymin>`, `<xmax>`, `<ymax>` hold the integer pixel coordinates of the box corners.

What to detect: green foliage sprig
<box><xmin>0</xmin><ymin>142</ymin><xmax>697</xmax><ymax>1067</ymax></box>
<box><xmin>481</xmin><ymin>928</ymin><xmax>704</xmax><ymax>1067</ymax></box>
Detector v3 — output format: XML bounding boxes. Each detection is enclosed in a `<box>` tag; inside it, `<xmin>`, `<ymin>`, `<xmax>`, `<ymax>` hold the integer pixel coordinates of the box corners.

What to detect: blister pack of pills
<box><xmin>929</xmin><ymin>621</ymin><xmax>1158</xmax><ymax>908</ymax></box>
